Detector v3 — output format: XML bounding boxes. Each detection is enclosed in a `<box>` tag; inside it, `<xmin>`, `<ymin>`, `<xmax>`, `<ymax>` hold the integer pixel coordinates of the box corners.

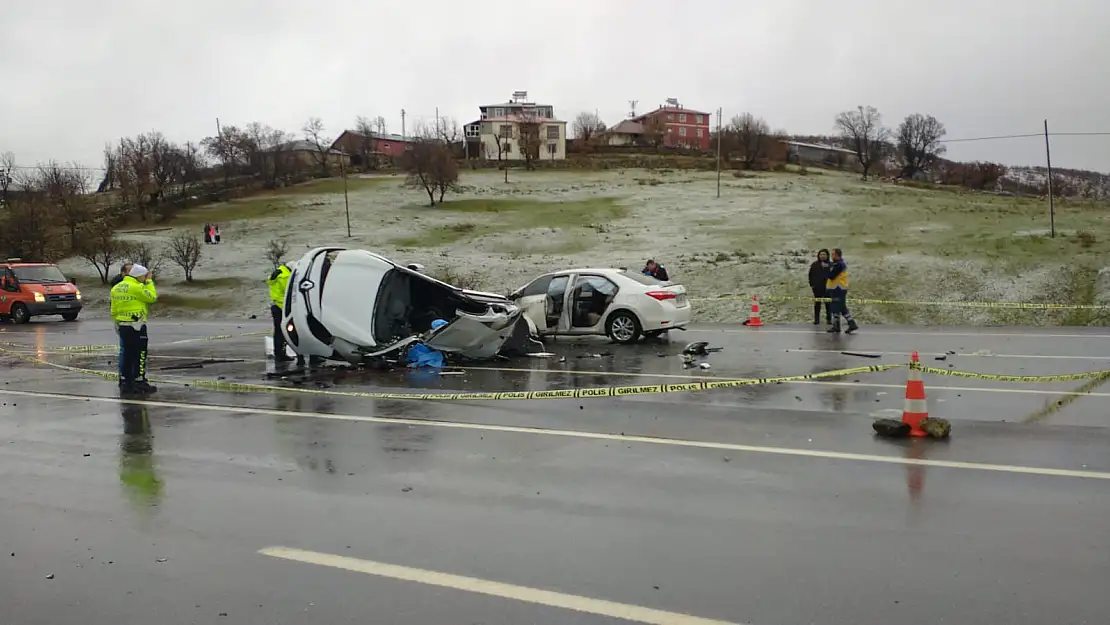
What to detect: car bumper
<box><xmin>26</xmin><ymin>301</ymin><xmax>83</xmax><ymax>316</ymax></box>
<box><xmin>641</xmin><ymin>305</ymin><xmax>693</xmax><ymax>331</ymax></box>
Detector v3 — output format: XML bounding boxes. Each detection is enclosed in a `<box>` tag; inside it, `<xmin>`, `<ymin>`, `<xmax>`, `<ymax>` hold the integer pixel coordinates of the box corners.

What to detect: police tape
<box><xmin>691</xmin><ymin>295</ymin><xmax>1110</xmax><ymax>310</ymax></box>
<box><xmin>0</xmin><ymin>344</ymin><xmax>903</xmax><ymax>400</ymax></box>
<box><xmin>0</xmin><ymin>330</ymin><xmax>269</xmax><ymax>354</ymax></box>
<box><xmin>911</xmin><ymin>363</ymin><xmax>1110</xmax><ymax>383</ymax></box>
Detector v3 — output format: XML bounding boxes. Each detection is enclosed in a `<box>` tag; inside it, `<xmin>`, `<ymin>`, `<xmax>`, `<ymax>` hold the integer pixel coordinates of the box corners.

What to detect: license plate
<box><xmin>56</xmin><ymin>304</ymin><xmax>72</xmax><ymax>309</ymax></box>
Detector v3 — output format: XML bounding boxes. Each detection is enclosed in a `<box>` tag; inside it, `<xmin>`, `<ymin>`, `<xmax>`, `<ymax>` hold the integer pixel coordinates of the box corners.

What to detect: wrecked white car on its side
<box><xmin>280</xmin><ymin>247</ymin><xmax>541</xmax><ymax>364</ymax></box>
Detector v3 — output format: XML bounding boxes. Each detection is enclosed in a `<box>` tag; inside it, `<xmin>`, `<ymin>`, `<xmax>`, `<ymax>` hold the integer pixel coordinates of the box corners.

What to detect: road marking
<box><xmin>2</xmin><ymin>388</ymin><xmax>1108</xmax><ymax>481</ymax></box>
<box><xmin>461</xmin><ymin>366</ymin><xmax>1110</xmax><ymax>397</ymax></box>
<box><xmin>787</xmin><ymin>348</ymin><xmax>1110</xmax><ymax>362</ymax></box>
<box><xmin>684</xmin><ymin>328</ymin><xmax>1110</xmax><ymax>340</ymax></box>
<box><xmin>259</xmin><ymin>547</ymin><xmax>744</xmax><ymax>625</ymax></box>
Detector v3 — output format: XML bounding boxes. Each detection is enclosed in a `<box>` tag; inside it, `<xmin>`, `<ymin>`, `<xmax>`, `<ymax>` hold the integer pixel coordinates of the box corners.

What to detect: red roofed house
<box><xmin>605</xmin><ymin>98</ymin><xmax>712</xmax><ymax>150</ymax></box>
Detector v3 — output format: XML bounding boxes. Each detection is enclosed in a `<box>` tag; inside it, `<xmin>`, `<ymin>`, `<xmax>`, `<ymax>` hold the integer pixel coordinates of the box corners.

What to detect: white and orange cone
<box><xmin>746</xmin><ymin>295</ymin><xmax>764</xmax><ymax>327</ymax></box>
<box><xmin>902</xmin><ymin>352</ymin><xmax>929</xmax><ymax>437</ymax></box>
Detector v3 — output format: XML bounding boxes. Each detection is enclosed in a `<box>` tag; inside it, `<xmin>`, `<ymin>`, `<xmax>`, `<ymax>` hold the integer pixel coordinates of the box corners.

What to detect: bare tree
<box><xmin>354</xmin><ymin>115</ymin><xmax>379</xmax><ymax>169</ymax></box>
<box><xmin>0</xmin><ymin>185</ymin><xmax>58</xmax><ymax>261</ymax></box>
<box><xmin>38</xmin><ymin>161</ymin><xmax>92</xmax><ymax>249</ymax></box>
<box><xmin>516</xmin><ymin>110</ymin><xmax>542</xmax><ymax>171</ymax></box>
<box><xmin>835</xmin><ymin>105</ymin><xmax>890</xmax><ymax>180</ymax></box>
<box><xmin>0</xmin><ymin>151</ymin><xmax>14</xmax><ymax>205</ymax></box>
<box><xmin>896</xmin><ymin>113</ymin><xmax>947</xmax><ymax>179</ymax></box>
<box><xmin>245</xmin><ymin>123</ymin><xmax>291</xmax><ymax>187</ymax></box>
<box><xmin>372</xmin><ymin>116</ymin><xmax>387</xmax><ymax>135</ymax></box>
<box><xmin>572</xmin><ymin>112</ymin><xmax>605</xmax><ymax>143</ymax></box>
<box><xmin>728</xmin><ymin>113</ymin><xmax>770</xmax><ymax>169</ymax></box>
<box><xmin>641</xmin><ymin>115</ymin><xmax>668</xmax><ymax>148</ymax></box>
<box><xmin>166</xmin><ymin>233</ymin><xmax>203</xmax><ymax>282</ymax></box>
<box><xmin>436</xmin><ymin>117</ymin><xmax>461</xmax><ymax>148</ymax></box>
<box><xmin>75</xmin><ymin>220</ymin><xmax>122</xmax><ymax>283</ymax></box>
<box><xmin>302</xmin><ymin>117</ymin><xmax>332</xmax><ymax>177</ymax></box>
<box><xmin>119</xmin><ymin>240</ymin><xmax>163</xmax><ymax>278</ymax></box>
<box><xmin>96</xmin><ymin>144</ymin><xmax>117</xmax><ymax>193</ymax></box>
<box><xmin>201</xmin><ymin>124</ymin><xmax>251</xmax><ymax>186</ymax></box>
<box><xmin>400</xmin><ymin>126</ymin><xmax>460</xmax><ymax>206</ymax></box>
<box><xmin>265</xmin><ymin>238</ymin><xmax>290</xmax><ymax>268</ymax></box>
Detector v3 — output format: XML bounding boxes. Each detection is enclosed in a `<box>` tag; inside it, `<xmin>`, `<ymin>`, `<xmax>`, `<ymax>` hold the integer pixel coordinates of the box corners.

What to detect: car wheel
<box><xmin>61</xmin><ymin>312</ymin><xmax>79</xmax><ymax>322</ymax></box>
<box><xmin>11</xmin><ymin>303</ymin><xmax>30</xmax><ymax>324</ymax></box>
<box><xmin>606</xmin><ymin>311</ymin><xmax>642</xmax><ymax>344</ymax></box>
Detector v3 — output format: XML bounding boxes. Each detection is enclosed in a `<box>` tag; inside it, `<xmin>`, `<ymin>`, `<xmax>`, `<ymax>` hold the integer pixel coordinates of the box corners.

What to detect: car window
<box><xmin>12</xmin><ymin>265</ymin><xmax>68</xmax><ymax>283</ymax></box>
<box><xmin>621</xmin><ymin>271</ymin><xmax>663</xmax><ymax>286</ymax></box>
<box><xmin>575</xmin><ymin>275</ymin><xmax>617</xmax><ymax>296</ymax></box>
<box><xmin>518</xmin><ymin>275</ymin><xmax>554</xmax><ymax>297</ymax></box>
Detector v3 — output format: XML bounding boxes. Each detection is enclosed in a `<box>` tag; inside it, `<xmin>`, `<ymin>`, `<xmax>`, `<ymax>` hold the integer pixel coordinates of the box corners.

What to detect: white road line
<box><xmin>2</xmin><ymin>388</ymin><xmax>1108</xmax><ymax>481</ymax></box>
<box><xmin>259</xmin><ymin>547</ymin><xmax>744</xmax><ymax>625</ymax></box>
<box><xmin>786</xmin><ymin>348</ymin><xmax>1110</xmax><ymax>361</ymax></box>
<box><xmin>684</xmin><ymin>328</ymin><xmax>1110</xmax><ymax>339</ymax></box>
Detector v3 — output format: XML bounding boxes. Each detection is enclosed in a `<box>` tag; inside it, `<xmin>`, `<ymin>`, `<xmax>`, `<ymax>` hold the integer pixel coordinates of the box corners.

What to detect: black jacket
<box><xmin>644</xmin><ymin>265</ymin><xmax>669</xmax><ymax>282</ymax></box>
<box><xmin>109</xmin><ymin>273</ymin><xmax>125</xmax><ymax>287</ymax></box>
<box><xmin>808</xmin><ymin>261</ymin><xmax>828</xmax><ymax>291</ymax></box>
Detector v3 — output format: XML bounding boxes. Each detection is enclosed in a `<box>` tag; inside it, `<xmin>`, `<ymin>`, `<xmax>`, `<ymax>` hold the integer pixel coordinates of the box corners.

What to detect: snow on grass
<box><xmin>57</xmin><ymin>168</ymin><xmax>1110</xmax><ymax>325</ymax></box>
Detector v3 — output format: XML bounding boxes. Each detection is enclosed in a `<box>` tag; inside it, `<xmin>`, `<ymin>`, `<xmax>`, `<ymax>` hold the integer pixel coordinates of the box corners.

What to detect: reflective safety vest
<box><xmin>110</xmin><ymin>276</ymin><xmax>158</xmax><ymax>324</ymax></box>
<box><xmin>267</xmin><ymin>264</ymin><xmax>292</xmax><ymax>308</ymax></box>
<box><xmin>826</xmin><ymin>259</ymin><xmax>849</xmax><ymax>291</ymax></box>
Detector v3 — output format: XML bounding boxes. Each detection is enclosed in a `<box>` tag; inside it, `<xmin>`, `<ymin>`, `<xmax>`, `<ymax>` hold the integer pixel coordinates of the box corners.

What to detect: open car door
<box><xmin>425</xmin><ymin>312</ymin><xmax>525</xmax><ymax>360</ymax></box>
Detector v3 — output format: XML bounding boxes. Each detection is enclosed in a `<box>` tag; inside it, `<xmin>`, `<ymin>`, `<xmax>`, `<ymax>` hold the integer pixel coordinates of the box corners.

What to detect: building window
<box><xmin>679</xmin><ymin>127</ymin><xmax>687</xmax><ymax>137</ymax></box>
<box><xmin>667</xmin><ymin>113</ymin><xmax>674</xmax><ymax>121</ymax></box>
<box><xmin>696</xmin><ymin>115</ymin><xmax>703</xmax><ymax>124</ymax></box>
<box><xmin>499</xmin><ymin>125</ymin><xmax>513</xmax><ymax>138</ymax></box>
<box><xmin>503</xmin><ymin>142</ymin><xmax>512</xmax><ymax>154</ymax></box>
<box><xmin>493</xmin><ymin>108</ymin><xmax>504</xmax><ymax>117</ymax></box>
<box><xmin>546</xmin><ymin>125</ymin><xmax>560</xmax><ymax>139</ymax></box>
<box><xmin>547</xmin><ymin>144</ymin><xmax>557</xmax><ymax>155</ymax></box>
<box><xmin>679</xmin><ymin>113</ymin><xmax>687</xmax><ymax>122</ymax></box>
<box><xmin>696</xmin><ymin>128</ymin><xmax>703</xmax><ymax>138</ymax></box>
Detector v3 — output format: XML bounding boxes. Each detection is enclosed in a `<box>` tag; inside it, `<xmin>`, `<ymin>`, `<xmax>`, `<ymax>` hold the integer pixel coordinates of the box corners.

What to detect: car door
<box><xmin>567</xmin><ymin>274</ymin><xmax>619</xmax><ymax>335</ymax></box>
<box><xmin>512</xmin><ymin>275</ymin><xmax>554</xmax><ymax>333</ymax></box>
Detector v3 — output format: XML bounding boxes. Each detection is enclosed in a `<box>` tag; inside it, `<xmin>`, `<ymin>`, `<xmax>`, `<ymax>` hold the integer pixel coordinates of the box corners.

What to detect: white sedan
<box><xmin>508</xmin><ymin>268</ymin><xmax>692</xmax><ymax>344</ymax></box>
<box><xmin>280</xmin><ymin>247</ymin><xmax>541</xmax><ymax>364</ymax></box>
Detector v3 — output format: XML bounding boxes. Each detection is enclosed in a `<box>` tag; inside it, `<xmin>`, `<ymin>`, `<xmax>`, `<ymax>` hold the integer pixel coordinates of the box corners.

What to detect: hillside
<box><xmin>56</xmin><ymin>167</ymin><xmax>1110</xmax><ymax>326</ymax></box>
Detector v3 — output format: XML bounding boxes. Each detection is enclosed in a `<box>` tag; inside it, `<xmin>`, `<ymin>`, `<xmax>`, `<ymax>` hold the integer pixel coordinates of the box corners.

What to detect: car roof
<box><xmin>551</xmin><ymin>268</ymin><xmax>626</xmax><ymax>276</ymax></box>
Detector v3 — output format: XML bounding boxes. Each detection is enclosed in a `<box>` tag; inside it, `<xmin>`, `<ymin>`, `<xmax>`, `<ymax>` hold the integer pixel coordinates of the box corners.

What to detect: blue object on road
<box><xmin>431</xmin><ymin>319</ymin><xmax>448</xmax><ymax>331</ymax></box>
<box><xmin>406</xmin><ymin>343</ymin><xmax>445</xmax><ymax>368</ymax></box>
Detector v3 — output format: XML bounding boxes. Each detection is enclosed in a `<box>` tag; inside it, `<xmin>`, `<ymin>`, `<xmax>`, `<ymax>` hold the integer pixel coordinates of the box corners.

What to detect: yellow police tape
<box><xmin>0</xmin><ymin>344</ymin><xmax>902</xmax><ymax>400</ymax></box>
<box><xmin>0</xmin><ymin>330</ymin><xmax>268</xmax><ymax>354</ymax></box>
<box><xmin>911</xmin><ymin>363</ymin><xmax>1110</xmax><ymax>383</ymax></box>
<box><xmin>692</xmin><ymin>295</ymin><xmax>1110</xmax><ymax>310</ymax></box>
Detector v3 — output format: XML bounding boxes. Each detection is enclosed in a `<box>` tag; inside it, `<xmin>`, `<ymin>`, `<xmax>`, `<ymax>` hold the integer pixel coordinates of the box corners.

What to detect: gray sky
<box><xmin>3</xmin><ymin>0</ymin><xmax>1108</xmax><ymax>173</ymax></box>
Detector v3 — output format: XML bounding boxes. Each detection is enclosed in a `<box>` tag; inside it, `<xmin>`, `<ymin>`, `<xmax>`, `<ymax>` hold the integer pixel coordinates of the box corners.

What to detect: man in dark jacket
<box><xmin>808</xmin><ymin>249</ymin><xmax>831</xmax><ymax>325</ymax></box>
<box><xmin>642</xmin><ymin>259</ymin><xmax>669</xmax><ymax>281</ymax></box>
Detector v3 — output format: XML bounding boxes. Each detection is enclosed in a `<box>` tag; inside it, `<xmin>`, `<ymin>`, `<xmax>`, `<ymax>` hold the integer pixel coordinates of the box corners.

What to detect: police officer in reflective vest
<box><xmin>110</xmin><ymin>264</ymin><xmax>158</xmax><ymax>394</ymax></box>
<box><xmin>266</xmin><ymin>261</ymin><xmax>304</xmax><ymax>366</ymax></box>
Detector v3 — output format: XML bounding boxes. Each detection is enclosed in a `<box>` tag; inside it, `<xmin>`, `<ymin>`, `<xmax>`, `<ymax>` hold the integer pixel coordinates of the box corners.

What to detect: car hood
<box><xmin>21</xmin><ymin>283</ymin><xmax>77</xmax><ymax>294</ymax></box>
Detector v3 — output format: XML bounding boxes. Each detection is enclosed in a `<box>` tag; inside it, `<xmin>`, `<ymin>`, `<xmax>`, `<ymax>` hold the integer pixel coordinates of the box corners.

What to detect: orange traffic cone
<box><xmin>902</xmin><ymin>352</ymin><xmax>929</xmax><ymax>437</ymax></box>
<box><xmin>746</xmin><ymin>295</ymin><xmax>764</xmax><ymax>327</ymax></box>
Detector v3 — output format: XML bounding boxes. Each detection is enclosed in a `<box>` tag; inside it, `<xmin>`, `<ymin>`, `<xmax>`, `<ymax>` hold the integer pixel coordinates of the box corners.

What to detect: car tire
<box><xmin>11</xmin><ymin>303</ymin><xmax>30</xmax><ymax>325</ymax></box>
<box><xmin>61</xmin><ymin>312</ymin><xmax>79</xmax><ymax>322</ymax></box>
<box><xmin>606</xmin><ymin>311</ymin><xmax>642</xmax><ymax>344</ymax></box>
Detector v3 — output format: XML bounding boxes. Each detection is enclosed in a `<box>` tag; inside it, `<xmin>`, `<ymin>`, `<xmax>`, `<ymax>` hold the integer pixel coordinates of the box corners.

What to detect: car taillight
<box><xmin>645</xmin><ymin>291</ymin><xmax>677</xmax><ymax>301</ymax></box>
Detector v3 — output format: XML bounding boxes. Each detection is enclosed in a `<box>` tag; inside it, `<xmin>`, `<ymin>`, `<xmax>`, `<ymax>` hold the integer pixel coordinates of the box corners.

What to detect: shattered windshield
<box><xmin>12</xmin><ymin>265</ymin><xmax>68</xmax><ymax>283</ymax></box>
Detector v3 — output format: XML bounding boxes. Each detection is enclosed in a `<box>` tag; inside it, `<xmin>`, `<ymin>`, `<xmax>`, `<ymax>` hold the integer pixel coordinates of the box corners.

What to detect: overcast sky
<box><xmin>2</xmin><ymin>0</ymin><xmax>1108</xmax><ymax>173</ymax></box>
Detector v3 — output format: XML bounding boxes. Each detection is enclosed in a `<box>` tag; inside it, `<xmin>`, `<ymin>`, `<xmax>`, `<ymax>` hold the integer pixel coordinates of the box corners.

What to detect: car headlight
<box><xmin>75</xmin><ymin>290</ymin><xmax>82</xmax><ymax>300</ymax></box>
<box><xmin>33</xmin><ymin>292</ymin><xmax>45</xmax><ymax>302</ymax></box>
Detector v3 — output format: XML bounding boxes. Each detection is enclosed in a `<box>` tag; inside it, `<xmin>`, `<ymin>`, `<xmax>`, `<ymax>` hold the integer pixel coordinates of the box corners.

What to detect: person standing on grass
<box><xmin>110</xmin><ymin>264</ymin><xmax>158</xmax><ymax>394</ymax></box>
<box><xmin>826</xmin><ymin>248</ymin><xmax>859</xmax><ymax>334</ymax></box>
<box><xmin>214</xmin><ymin>224</ymin><xmax>221</xmax><ymax>244</ymax></box>
<box><xmin>203</xmin><ymin>223</ymin><xmax>212</xmax><ymax>244</ymax></box>
<box><xmin>808</xmin><ymin>249</ymin><xmax>832</xmax><ymax>325</ymax></box>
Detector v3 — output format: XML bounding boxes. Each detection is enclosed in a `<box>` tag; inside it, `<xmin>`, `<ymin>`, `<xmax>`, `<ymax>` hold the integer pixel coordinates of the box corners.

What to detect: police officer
<box><xmin>110</xmin><ymin>264</ymin><xmax>158</xmax><ymax>394</ymax></box>
<box><xmin>266</xmin><ymin>260</ymin><xmax>304</xmax><ymax>366</ymax></box>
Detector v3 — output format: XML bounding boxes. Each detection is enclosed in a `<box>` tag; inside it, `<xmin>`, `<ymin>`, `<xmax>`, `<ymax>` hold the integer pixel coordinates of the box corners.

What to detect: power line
<box><xmin>941</xmin><ymin>132</ymin><xmax>1110</xmax><ymax>143</ymax></box>
<box><xmin>5</xmin><ymin>164</ymin><xmax>107</xmax><ymax>171</ymax></box>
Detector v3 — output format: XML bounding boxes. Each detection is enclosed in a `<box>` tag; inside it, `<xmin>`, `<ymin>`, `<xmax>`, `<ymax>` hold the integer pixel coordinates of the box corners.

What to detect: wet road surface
<box><xmin>1</xmin><ymin>319</ymin><xmax>1108</xmax><ymax>624</ymax></box>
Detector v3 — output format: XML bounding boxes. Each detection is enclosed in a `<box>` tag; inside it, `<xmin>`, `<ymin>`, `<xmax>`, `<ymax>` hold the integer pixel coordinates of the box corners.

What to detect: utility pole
<box><xmin>629</xmin><ymin>100</ymin><xmax>638</xmax><ymax>118</ymax></box>
<box><xmin>435</xmin><ymin>106</ymin><xmax>440</xmax><ymax>139</ymax></box>
<box><xmin>401</xmin><ymin>109</ymin><xmax>407</xmax><ymax>143</ymax></box>
<box><xmin>341</xmin><ymin>156</ymin><xmax>351</xmax><ymax>237</ymax></box>
<box><xmin>1044</xmin><ymin>119</ymin><xmax>1055</xmax><ymax>238</ymax></box>
<box><xmin>716</xmin><ymin>108</ymin><xmax>723</xmax><ymax>198</ymax></box>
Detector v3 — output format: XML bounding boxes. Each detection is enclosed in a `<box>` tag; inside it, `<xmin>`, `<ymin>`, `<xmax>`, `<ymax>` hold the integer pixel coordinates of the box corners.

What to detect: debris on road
<box><xmin>698</xmin><ymin>362</ymin><xmax>711</xmax><ymax>369</ymax></box>
<box><xmin>842</xmin><ymin>351</ymin><xmax>882</xmax><ymax>359</ymax></box>
<box><xmin>934</xmin><ymin>355</ymin><xmax>947</xmax><ymax>361</ymax></box>
<box><xmin>683</xmin><ymin>341</ymin><xmax>723</xmax><ymax>356</ymax></box>
<box><xmin>872</xmin><ymin>418</ymin><xmax>911</xmax><ymax>438</ymax></box>
<box><xmin>920</xmin><ymin>417</ymin><xmax>952</xmax><ymax>439</ymax></box>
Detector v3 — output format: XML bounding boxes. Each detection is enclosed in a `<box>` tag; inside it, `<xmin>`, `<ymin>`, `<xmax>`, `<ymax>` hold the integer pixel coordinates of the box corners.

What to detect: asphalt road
<box><xmin>1</xmin><ymin>319</ymin><xmax>1108</xmax><ymax>625</ymax></box>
